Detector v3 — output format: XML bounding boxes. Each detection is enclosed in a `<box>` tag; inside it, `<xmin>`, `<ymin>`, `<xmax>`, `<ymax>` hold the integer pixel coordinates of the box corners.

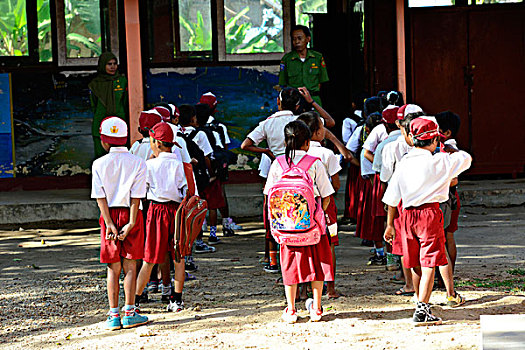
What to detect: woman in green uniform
<box><xmin>89</xmin><ymin>52</ymin><xmax>128</xmax><ymax>158</ymax></box>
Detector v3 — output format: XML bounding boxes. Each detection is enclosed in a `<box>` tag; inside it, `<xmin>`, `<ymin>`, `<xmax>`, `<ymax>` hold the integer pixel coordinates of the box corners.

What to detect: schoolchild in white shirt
<box><xmin>91</xmin><ymin>117</ymin><xmax>148</xmax><ymax>330</ymax></box>
<box><xmin>135</xmin><ymin>122</ymin><xmax>188</xmax><ymax>313</ymax></box>
<box><xmin>130</xmin><ymin>110</ymin><xmax>163</xmax><ymax>160</ymax></box>
<box><xmin>297</xmin><ymin>111</ymin><xmax>342</xmax><ymax>299</ymax></box>
<box><xmin>382</xmin><ymin>117</ymin><xmax>472</xmax><ymax>325</ymax></box>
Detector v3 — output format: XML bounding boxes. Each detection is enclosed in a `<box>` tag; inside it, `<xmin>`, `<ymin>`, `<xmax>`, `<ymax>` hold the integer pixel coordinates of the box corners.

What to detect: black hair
<box><xmin>178</xmin><ymin>104</ymin><xmax>195</xmax><ymax>126</ymax></box>
<box><xmin>279</xmin><ymin>87</ymin><xmax>302</xmax><ymax>112</ymax></box>
<box><xmin>352</xmin><ymin>91</ymin><xmax>368</xmax><ymax>111</ymax></box>
<box><xmin>386</xmin><ymin>91</ymin><xmax>404</xmax><ymax>106</ymax></box>
<box><xmin>363</xmin><ymin>96</ymin><xmax>384</xmax><ymax>118</ymax></box>
<box><xmin>401</xmin><ymin>112</ymin><xmax>425</xmax><ymax>129</ymax></box>
<box><xmin>284</xmin><ymin>120</ymin><xmax>312</xmax><ymax>165</ymax></box>
<box><xmin>413</xmin><ymin>136</ymin><xmax>438</xmax><ymax>148</ymax></box>
<box><xmin>138</xmin><ymin>127</ymin><xmax>150</xmax><ymax>138</ymax></box>
<box><xmin>291</xmin><ymin>25</ymin><xmax>311</xmax><ymax>38</ymax></box>
<box><xmin>152</xmin><ymin>138</ymin><xmax>175</xmax><ymax>149</ymax></box>
<box><xmin>297</xmin><ymin>111</ymin><xmax>322</xmax><ymax>135</ymax></box>
<box><xmin>365</xmin><ymin>112</ymin><xmax>383</xmax><ymax>131</ymax></box>
<box><xmin>435</xmin><ymin>111</ymin><xmax>461</xmax><ymax>138</ymax></box>
<box><xmin>195</xmin><ymin>103</ymin><xmax>211</xmax><ymax>127</ymax></box>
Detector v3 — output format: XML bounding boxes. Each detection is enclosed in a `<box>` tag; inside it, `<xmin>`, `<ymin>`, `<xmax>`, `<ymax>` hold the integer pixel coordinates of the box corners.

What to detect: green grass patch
<box><xmin>506</xmin><ymin>268</ymin><xmax>525</xmax><ymax>276</ymax></box>
<box><xmin>457</xmin><ymin>277</ymin><xmax>525</xmax><ymax>293</ymax></box>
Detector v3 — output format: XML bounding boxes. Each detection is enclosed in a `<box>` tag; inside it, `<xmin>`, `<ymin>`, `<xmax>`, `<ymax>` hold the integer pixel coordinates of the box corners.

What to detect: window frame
<box><xmin>55</xmin><ymin>0</ymin><xmax>119</xmax><ymax>66</ymax></box>
<box><xmin>216</xmin><ymin>0</ymin><xmax>292</xmax><ymax>62</ymax></box>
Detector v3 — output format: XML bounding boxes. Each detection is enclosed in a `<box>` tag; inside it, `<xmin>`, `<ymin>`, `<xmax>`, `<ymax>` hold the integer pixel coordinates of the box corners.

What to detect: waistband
<box><xmin>150</xmin><ymin>200</ymin><xmax>180</xmax><ymax>206</ymax></box>
<box><xmin>405</xmin><ymin>202</ymin><xmax>439</xmax><ymax>210</ymax></box>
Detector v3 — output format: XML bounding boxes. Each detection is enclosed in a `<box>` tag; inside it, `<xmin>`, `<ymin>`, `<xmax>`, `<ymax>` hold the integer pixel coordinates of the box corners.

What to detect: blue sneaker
<box><xmin>106</xmin><ymin>313</ymin><xmax>122</xmax><ymax>331</ymax></box>
<box><xmin>122</xmin><ymin>310</ymin><xmax>149</xmax><ymax>329</ymax></box>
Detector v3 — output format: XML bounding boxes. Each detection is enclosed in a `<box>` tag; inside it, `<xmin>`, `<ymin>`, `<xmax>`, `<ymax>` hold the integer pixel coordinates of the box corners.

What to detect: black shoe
<box><xmin>413</xmin><ymin>303</ymin><xmax>442</xmax><ymax>326</ymax></box>
<box><xmin>367</xmin><ymin>255</ymin><xmax>387</xmax><ymax>266</ymax></box>
<box><xmin>185</xmin><ymin>257</ymin><xmax>198</xmax><ymax>272</ymax></box>
<box><xmin>161</xmin><ymin>294</ymin><xmax>171</xmax><ymax>303</ymax></box>
<box><xmin>137</xmin><ymin>291</ymin><xmax>149</xmax><ymax>304</ymax></box>
<box><xmin>264</xmin><ymin>264</ymin><xmax>279</xmax><ymax>273</ymax></box>
<box><xmin>223</xmin><ymin>227</ymin><xmax>235</xmax><ymax>237</ymax></box>
<box><xmin>208</xmin><ymin>235</ymin><xmax>221</xmax><ymax>245</ymax></box>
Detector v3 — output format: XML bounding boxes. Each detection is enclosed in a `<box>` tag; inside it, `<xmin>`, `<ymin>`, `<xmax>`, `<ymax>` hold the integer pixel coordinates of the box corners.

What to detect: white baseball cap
<box><xmin>100</xmin><ymin>116</ymin><xmax>127</xmax><ymax>145</ymax></box>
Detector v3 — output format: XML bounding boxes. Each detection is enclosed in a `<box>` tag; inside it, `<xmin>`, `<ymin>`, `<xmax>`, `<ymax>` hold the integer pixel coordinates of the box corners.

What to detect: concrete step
<box><xmin>0</xmin><ymin>178</ymin><xmax>523</xmax><ymax>226</ymax></box>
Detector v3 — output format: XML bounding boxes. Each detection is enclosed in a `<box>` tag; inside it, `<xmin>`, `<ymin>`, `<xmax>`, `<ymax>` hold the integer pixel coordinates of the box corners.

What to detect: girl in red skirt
<box><xmin>264</xmin><ymin>120</ymin><xmax>335</xmax><ymax>323</ymax></box>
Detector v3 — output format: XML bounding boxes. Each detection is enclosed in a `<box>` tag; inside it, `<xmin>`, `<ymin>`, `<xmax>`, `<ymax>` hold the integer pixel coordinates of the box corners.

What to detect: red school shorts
<box><xmin>325</xmin><ymin>194</ymin><xmax>339</xmax><ymax>246</ymax></box>
<box><xmin>202</xmin><ymin>178</ymin><xmax>226</xmax><ymax>210</ymax></box>
<box><xmin>144</xmin><ymin>201</ymin><xmax>180</xmax><ymax>264</ymax></box>
<box><xmin>391</xmin><ymin>203</ymin><xmax>404</xmax><ymax>256</ymax></box>
<box><xmin>100</xmin><ymin>207</ymin><xmax>144</xmax><ymax>264</ymax></box>
<box><xmin>400</xmin><ymin>203</ymin><xmax>448</xmax><ymax>269</ymax></box>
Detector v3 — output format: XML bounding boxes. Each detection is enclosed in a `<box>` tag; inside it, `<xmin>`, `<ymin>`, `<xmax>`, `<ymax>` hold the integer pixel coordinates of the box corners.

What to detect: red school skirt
<box><xmin>144</xmin><ymin>201</ymin><xmax>180</xmax><ymax>264</ymax></box>
<box><xmin>202</xmin><ymin>178</ymin><xmax>226</xmax><ymax>210</ymax></box>
<box><xmin>100</xmin><ymin>207</ymin><xmax>144</xmax><ymax>263</ymax></box>
<box><xmin>400</xmin><ymin>203</ymin><xmax>448</xmax><ymax>269</ymax></box>
<box><xmin>280</xmin><ymin>234</ymin><xmax>334</xmax><ymax>286</ymax></box>
<box><xmin>344</xmin><ymin>164</ymin><xmax>360</xmax><ymax>220</ymax></box>
<box><xmin>355</xmin><ymin>176</ymin><xmax>384</xmax><ymax>241</ymax></box>
<box><xmin>371</xmin><ymin>173</ymin><xmax>386</xmax><ymax>218</ymax></box>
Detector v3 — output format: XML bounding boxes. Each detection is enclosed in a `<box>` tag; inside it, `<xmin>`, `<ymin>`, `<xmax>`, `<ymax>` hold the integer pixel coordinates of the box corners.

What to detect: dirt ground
<box><xmin>1</xmin><ymin>205</ymin><xmax>524</xmax><ymax>350</ymax></box>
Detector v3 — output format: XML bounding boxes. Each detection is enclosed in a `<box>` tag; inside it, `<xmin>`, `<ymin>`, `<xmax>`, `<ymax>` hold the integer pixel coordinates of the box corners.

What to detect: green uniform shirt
<box><xmin>278</xmin><ymin>50</ymin><xmax>329</xmax><ymax>105</ymax></box>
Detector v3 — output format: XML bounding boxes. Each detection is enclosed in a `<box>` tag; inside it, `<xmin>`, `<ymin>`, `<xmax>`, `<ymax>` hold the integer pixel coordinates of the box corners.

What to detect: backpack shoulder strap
<box><xmin>276</xmin><ymin>155</ymin><xmax>290</xmax><ymax>171</ymax></box>
<box><xmin>188</xmin><ymin>129</ymin><xmax>199</xmax><ymax>140</ymax></box>
<box><xmin>296</xmin><ymin>155</ymin><xmax>319</xmax><ymax>172</ymax></box>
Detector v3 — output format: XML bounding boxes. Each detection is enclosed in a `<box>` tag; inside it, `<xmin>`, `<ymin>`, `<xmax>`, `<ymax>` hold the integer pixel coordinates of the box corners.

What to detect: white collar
<box><xmin>109</xmin><ymin>147</ymin><xmax>128</xmax><ymax>153</ymax></box>
<box><xmin>268</xmin><ymin>110</ymin><xmax>294</xmax><ymax>119</ymax></box>
<box><xmin>406</xmin><ymin>148</ymin><xmax>432</xmax><ymax>157</ymax></box>
<box><xmin>141</xmin><ymin>137</ymin><xmax>150</xmax><ymax>143</ymax></box>
<box><xmin>158</xmin><ymin>152</ymin><xmax>178</xmax><ymax>159</ymax></box>
<box><xmin>310</xmin><ymin>141</ymin><xmax>322</xmax><ymax>147</ymax></box>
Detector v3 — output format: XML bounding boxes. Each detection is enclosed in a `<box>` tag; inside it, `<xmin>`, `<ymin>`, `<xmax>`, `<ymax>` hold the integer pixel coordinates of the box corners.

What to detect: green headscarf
<box><xmin>88</xmin><ymin>52</ymin><xmax>121</xmax><ymax>115</ymax></box>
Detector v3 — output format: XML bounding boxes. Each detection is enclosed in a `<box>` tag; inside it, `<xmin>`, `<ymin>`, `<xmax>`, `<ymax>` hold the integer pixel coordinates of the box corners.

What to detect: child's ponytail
<box><xmin>284</xmin><ymin>120</ymin><xmax>312</xmax><ymax>166</ymax></box>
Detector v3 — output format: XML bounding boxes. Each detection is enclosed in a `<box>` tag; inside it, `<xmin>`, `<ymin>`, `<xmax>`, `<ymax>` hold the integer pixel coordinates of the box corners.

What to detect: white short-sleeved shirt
<box><xmin>263</xmin><ymin>151</ymin><xmax>335</xmax><ymax>198</ymax></box>
<box><xmin>382</xmin><ymin>148</ymin><xmax>472</xmax><ymax>209</ymax></box>
<box><xmin>363</xmin><ymin>124</ymin><xmax>388</xmax><ymax>153</ymax></box>
<box><xmin>207</xmin><ymin>116</ymin><xmax>231</xmax><ymax>146</ymax></box>
<box><xmin>307</xmin><ymin>141</ymin><xmax>342</xmax><ymax>177</ymax></box>
<box><xmin>372</xmin><ymin>130</ymin><xmax>401</xmax><ymax>173</ymax></box>
<box><xmin>380</xmin><ymin>135</ymin><xmax>412</xmax><ymax>183</ymax></box>
<box><xmin>146</xmin><ymin>152</ymin><xmax>187</xmax><ymax>203</ymax></box>
<box><xmin>342</xmin><ymin>118</ymin><xmax>358</xmax><ymax>144</ymax></box>
<box><xmin>247</xmin><ymin>110</ymin><xmax>297</xmax><ymax>156</ymax></box>
<box><xmin>167</xmin><ymin>123</ymin><xmax>191</xmax><ymax>163</ymax></box>
<box><xmin>181</xmin><ymin>126</ymin><xmax>213</xmax><ymax>157</ymax></box>
<box><xmin>130</xmin><ymin>138</ymin><xmax>153</xmax><ymax>160</ymax></box>
<box><xmin>346</xmin><ymin>125</ymin><xmax>363</xmax><ymax>153</ymax></box>
<box><xmin>91</xmin><ymin>147</ymin><xmax>147</xmax><ymax>207</ymax></box>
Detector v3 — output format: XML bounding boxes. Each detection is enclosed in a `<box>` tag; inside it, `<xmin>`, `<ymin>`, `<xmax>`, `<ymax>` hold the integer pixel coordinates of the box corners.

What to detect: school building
<box><xmin>0</xmin><ymin>0</ymin><xmax>523</xmax><ymax>192</ymax></box>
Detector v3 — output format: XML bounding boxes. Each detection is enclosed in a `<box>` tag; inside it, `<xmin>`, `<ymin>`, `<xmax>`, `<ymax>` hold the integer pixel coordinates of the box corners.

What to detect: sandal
<box><xmin>395</xmin><ymin>287</ymin><xmax>415</xmax><ymax>296</ymax></box>
<box><xmin>390</xmin><ymin>275</ymin><xmax>405</xmax><ymax>285</ymax></box>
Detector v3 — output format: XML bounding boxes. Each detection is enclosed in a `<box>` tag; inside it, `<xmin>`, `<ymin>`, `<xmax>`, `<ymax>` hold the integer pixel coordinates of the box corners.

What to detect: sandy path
<box><xmin>0</xmin><ymin>206</ymin><xmax>524</xmax><ymax>349</ymax></box>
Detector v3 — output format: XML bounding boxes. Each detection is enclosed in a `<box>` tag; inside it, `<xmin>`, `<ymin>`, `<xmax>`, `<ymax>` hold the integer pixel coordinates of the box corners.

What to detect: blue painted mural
<box><xmin>9</xmin><ymin>66</ymin><xmax>279</xmax><ymax>178</ymax></box>
<box><xmin>0</xmin><ymin>73</ymin><xmax>15</xmax><ymax>178</ymax></box>
<box><xmin>146</xmin><ymin>66</ymin><xmax>280</xmax><ymax>169</ymax></box>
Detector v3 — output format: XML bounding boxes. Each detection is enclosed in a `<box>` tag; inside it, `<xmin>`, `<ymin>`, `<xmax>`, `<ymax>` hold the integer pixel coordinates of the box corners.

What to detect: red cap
<box><xmin>200</xmin><ymin>92</ymin><xmax>218</xmax><ymax>109</ymax></box>
<box><xmin>397</xmin><ymin>104</ymin><xmax>423</xmax><ymax>120</ymax></box>
<box><xmin>139</xmin><ymin>111</ymin><xmax>162</xmax><ymax>131</ymax></box>
<box><xmin>382</xmin><ymin>105</ymin><xmax>400</xmax><ymax>124</ymax></box>
<box><xmin>153</xmin><ymin>106</ymin><xmax>171</xmax><ymax>122</ymax></box>
<box><xmin>410</xmin><ymin>116</ymin><xmax>440</xmax><ymax>141</ymax></box>
<box><xmin>149</xmin><ymin>122</ymin><xmax>174</xmax><ymax>143</ymax></box>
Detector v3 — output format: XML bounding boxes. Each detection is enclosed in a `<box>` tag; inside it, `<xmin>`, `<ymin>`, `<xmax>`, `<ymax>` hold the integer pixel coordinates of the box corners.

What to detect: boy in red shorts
<box><xmin>91</xmin><ymin>117</ymin><xmax>149</xmax><ymax>330</ymax></box>
<box><xmin>134</xmin><ymin>122</ymin><xmax>188</xmax><ymax>312</ymax></box>
<box><xmin>382</xmin><ymin>116</ymin><xmax>472</xmax><ymax>325</ymax></box>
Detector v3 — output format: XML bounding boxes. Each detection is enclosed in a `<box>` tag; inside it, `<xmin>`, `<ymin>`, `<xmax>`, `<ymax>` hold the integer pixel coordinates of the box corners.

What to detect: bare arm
<box><xmin>383</xmin><ymin>205</ymin><xmax>397</xmax><ymax>244</ymax></box>
<box><xmin>240</xmin><ymin>138</ymin><xmax>275</xmax><ymax>160</ymax></box>
<box><xmin>363</xmin><ymin>149</ymin><xmax>374</xmax><ymax>163</ymax></box>
<box><xmin>97</xmin><ymin>198</ymin><xmax>118</xmax><ymax>240</ymax></box>
<box><xmin>298</xmin><ymin>87</ymin><xmax>335</xmax><ymax>128</ymax></box>
<box><xmin>118</xmin><ymin>198</ymin><xmax>140</xmax><ymax>241</ymax></box>
<box><xmin>324</xmin><ymin>128</ymin><xmax>354</xmax><ymax>164</ymax></box>
<box><xmin>331</xmin><ymin>174</ymin><xmax>340</xmax><ymax>193</ymax></box>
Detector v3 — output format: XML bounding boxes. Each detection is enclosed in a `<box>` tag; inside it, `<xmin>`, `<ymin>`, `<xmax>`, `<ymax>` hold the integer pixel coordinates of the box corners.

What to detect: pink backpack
<box><xmin>267</xmin><ymin>155</ymin><xmax>326</xmax><ymax>246</ymax></box>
